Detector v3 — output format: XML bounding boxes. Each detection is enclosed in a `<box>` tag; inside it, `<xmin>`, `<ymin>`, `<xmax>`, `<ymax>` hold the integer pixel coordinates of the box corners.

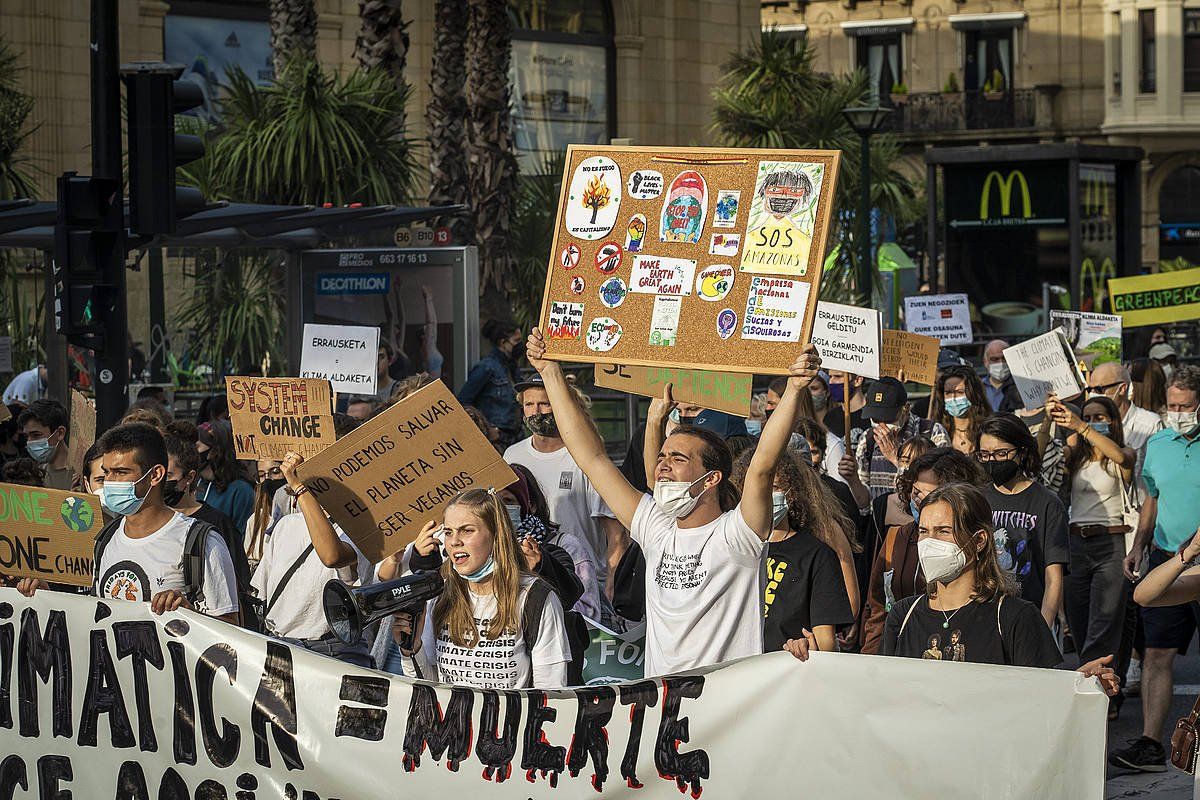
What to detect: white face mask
<box><xmin>771</xmin><ymin>491</ymin><xmax>789</xmax><ymax>528</ymax></box>
<box><xmin>1166</xmin><ymin>409</ymin><xmax>1199</xmax><ymax>435</ymax></box>
<box><xmin>653</xmin><ymin>470</ymin><xmax>714</xmax><ymax>519</ymax></box>
<box><xmin>917</xmin><ymin>537</ymin><xmax>967</xmax><ymax>584</ymax></box>
<box><xmin>987</xmin><ymin>362</ymin><xmax>1010</xmax><ymax>382</ymax></box>
<box><xmin>504</xmin><ymin>503</ymin><xmax>523</xmax><ymax>531</ymax></box>
<box><xmin>1162</xmin><ymin>364</ymin><xmax>1175</xmax><ymax>384</ymax></box>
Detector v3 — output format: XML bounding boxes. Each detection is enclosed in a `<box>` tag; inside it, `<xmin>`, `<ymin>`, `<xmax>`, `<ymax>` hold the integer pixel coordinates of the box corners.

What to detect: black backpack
<box><xmin>520</xmin><ymin>578</ymin><xmax>588</xmax><ymax>685</ymax></box>
<box><xmin>93</xmin><ymin>515</ymin><xmax>262</xmax><ymax>630</ymax></box>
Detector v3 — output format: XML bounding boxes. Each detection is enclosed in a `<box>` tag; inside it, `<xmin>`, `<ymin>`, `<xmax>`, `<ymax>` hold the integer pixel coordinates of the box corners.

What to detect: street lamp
<box><xmin>841</xmin><ymin>105</ymin><xmax>893</xmax><ymax>302</ymax></box>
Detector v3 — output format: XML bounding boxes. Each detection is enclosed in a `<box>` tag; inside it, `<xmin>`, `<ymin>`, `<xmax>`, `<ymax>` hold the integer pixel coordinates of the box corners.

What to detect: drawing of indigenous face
<box><xmin>759</xmin><ymin>169</ymin><xmax>813</xmax><ymax>217</ymax></box>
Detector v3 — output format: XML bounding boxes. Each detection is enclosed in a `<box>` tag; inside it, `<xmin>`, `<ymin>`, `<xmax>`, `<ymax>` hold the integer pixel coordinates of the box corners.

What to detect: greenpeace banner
<box><xmin>0</xmin><ymin>590</ymin><xmax>1108</xmax><ymax>799</ymax></box>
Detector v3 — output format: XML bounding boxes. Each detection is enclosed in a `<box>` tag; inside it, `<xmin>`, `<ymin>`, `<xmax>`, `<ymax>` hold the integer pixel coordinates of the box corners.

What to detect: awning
<box><xmin>764</xmin><ymin>23</ymin><xmax>808</xmax><ymax>34</ymax></box>
<box><xmin>840</xmin><ymin>18</ymin><xmax>915</xmax><ymax>36</ymax></box>
<box><xmin>948</xmin><ymin>12</ymin><xmax>1027</xmax><ymax>31</ymax></box>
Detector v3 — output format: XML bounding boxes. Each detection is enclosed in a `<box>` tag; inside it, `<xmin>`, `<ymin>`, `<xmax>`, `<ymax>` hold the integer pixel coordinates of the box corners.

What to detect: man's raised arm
<box><xmin>526</xmin><ymin>328</ymin><xmax>644</xmax><ymax>528</ymax></box>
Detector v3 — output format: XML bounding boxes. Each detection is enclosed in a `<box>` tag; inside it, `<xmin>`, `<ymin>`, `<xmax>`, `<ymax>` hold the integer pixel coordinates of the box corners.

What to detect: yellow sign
<box><xmin>1108</xmin><ymin>267</ymin><xmax>1200</xmax><ymax>327</ymax></box>
<box><xmin>979</xmin><ymin>170</ymin><xmax>1032</xmax><ymax>220</ymax></box>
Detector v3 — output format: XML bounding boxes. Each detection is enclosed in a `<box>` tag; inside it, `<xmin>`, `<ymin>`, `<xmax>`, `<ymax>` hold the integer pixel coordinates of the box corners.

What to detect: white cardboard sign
<box><xmin>903</xmin><ymin>293</ymin><xmax>973</xmax><ymax>346</ymax></box>
<box><xmin>811</xmin><ymin>302</ymin><xmax>882</xmax><ymax>379</ymax></box>
<box><xmin>300</xmin><ymin>323</ymin><xmax>380</xmax><ymax>395</ymax></box>
<box><xmin>1003</xmin><ymin>328</ymin><xmax>1087</xmax><ymax>409</ymax></box>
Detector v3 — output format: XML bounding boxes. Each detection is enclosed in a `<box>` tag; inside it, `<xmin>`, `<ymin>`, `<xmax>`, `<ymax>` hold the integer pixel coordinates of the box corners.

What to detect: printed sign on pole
<box><xmin>1003</xmin><ymin>329</ymin><xmax>1087</xmax><ymax>410</ymax></box>
<box><xmin>810</xmin><ymin>302</ymin><xmax>882</xmax><ymax>379</ymax></box>
<box><xmin>880</xmin><ymin>329</ymin><xmax>941</xmax><ymax>386</ymax></box>
<box><xmin>66</xmin><ymin>390</ymin><xmax>96</xmax><ymax>477</ymax></box>
<box><xmin>296</xmin><ymin>380</ymin><xmax>517</xmax><ymax>562</ymax></box>
<box><xmin>903</xmin><ymin>293</ymin><xmax>973</xmax><ymax>346</ymax></box>
<box><xmin>1049</xmin><ymin>310</ymin><xmax>1123</xmax><ymax>368</ymax></box>
<box><xmin>300</xmin><ymin>323</ymin><xmax>380</xmax><ymax>396</ymax></box>
<box><xmin>594</xmin><ymin>364</ymin><xmax>753</xmax><ymax>417</ymax></box>
<box><xmin>226</xmin><ymin>377</ymin><xmax>336</xmax><ymax>460</ymax></box>
<box><xmin>0</xmin><ymin>483</ymin><xmax>100</xmax><ymax>586</ymax></box>
<box><xmin>1108</xmin><ymin>267</ymin><xmax>1200</xmax><ymax>327</ymax></box>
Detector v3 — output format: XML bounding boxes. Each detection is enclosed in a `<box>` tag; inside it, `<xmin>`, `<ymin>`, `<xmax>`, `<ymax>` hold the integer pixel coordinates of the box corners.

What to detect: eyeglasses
<box><xmin>258</xmin><ymin>467</ymin><xmax>284</xmax><ymax>481</ymax></box>
<box><xmin>974</xmin><ymin>448</ymin><xmax>1019</xmax><ymax>462</ymax></box>
<box><xmin>1087</xmin><ymin>381</ymin><xmax>1123</xmax><ymax>394</ymax></box>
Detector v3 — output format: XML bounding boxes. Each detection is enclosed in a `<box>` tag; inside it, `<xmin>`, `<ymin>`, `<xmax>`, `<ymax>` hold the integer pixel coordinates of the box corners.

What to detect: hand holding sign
<box><xmin>787</xmin><ymin>343</ymin><xmax>823</xmax><ymax>391</ymax></box>
<box><xmin>1003</xmin><ymin>330</ymin><xmax>1086</xmax><ymax>410</ymax></box>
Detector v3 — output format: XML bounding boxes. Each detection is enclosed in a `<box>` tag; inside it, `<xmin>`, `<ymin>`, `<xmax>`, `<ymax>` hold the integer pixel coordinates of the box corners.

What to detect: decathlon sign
<box><xmin>316</xmin><ymin>272</ymin><xmax>392</xmax><ymax>295</ymax></box>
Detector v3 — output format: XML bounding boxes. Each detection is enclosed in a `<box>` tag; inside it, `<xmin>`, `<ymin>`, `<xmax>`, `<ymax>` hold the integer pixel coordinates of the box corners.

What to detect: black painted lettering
<box><xmin>0</xmin><ymin>614</ymin><xmax>13</xmax><ymax>729</ymax></box>
<box><xmin>656</xmin><ymin>676</ymin><xmax>710</xmax><ymax>798</ymax></box>
<box><xmin>166</xmin><ymin>641</ymin><xmax>196</xmax><ymax>765</ymax></box>
<box><xmin>521</xmin><ymin>691</ymin><xmax>565</xmax><ymax>786</ymax></box>
<box><xmin>0</xmin><ymin>755</ymin><xmax>27</xmax><ymax>800</ymax></box>
<box><xmin>476</xmin><ymin>690</ymin><xmax>521</xmax><ymax>783</ymax></box>
<box><xmin>17</xmin><ymin>609</ymin><xmax>71</xmax><ymax>739</ymax></box>
<box><xmin>402</xmin><ymin>684</ymin><xmax>473</xmax><ymax>772</ymax></box>
<box><xmin>196</xmin><ymin>643</ymin><xmax>240</xmax><ymax>768</ymax></box>
<box><xmin>78</xmin><ymin>629</ymin><xmax>135</xmax><ymax>749</ymax></box>
<box><xmin>157</xmin><ymin>768</ymin><xmax>189</xmax><ymax>800</ymax></box>
<box><xmin>194</xmin><ymin>780</ymin><xmax>228</xmax><ymax>800</ymax></box>
<box><xmin>112</xmin><ymin>761</ymin><xmax>149</xmax><ymax>800</ymax></box>
<box><xmin>36</xmin><ymin>755</ymin><xmax>71</xmax><ymax>800</ymax></box>
<box><xmin>567</xmin><ymin>685</ymin><xmax>616</xmax><ymax>791</ymax></box>
<box><xmin>251</xmin><ymin>641</ymin><xmax>303</xmax><ymax>771</ymax></box>
<box><xmin>618</xmin><ymin>680</ymin><xmax>659</xmax><ymax>788</ymax></box>
<box><xmin>113</xmin><ymin>621</ymin><xmax>164</xmax><ymax>753</ymax></box>
<box><xmin>334</xmin><ymin>674</ymin><xmax>389</xmax><ymax>741</ymax></box>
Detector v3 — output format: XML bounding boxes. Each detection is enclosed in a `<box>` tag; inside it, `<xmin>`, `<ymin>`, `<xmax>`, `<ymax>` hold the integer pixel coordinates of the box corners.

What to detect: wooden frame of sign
<box><xmin>537</xmin><ymin>145</ymin><xmax>841</xmax><ymax>376</ymax></box>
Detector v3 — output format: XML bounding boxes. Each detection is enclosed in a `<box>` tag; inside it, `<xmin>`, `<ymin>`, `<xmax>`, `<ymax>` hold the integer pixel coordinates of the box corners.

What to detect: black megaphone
<box><xmin>323</xmin><ymin>571</ymin><xmax>445</xmax><ymax>645</ymax></box>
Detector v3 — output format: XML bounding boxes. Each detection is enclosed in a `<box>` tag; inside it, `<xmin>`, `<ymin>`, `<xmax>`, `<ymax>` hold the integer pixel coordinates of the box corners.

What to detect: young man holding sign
<box><xmin>524</xmin><ymin>328</ymin><xmax>821</xmax><ymax>675</ymax></box>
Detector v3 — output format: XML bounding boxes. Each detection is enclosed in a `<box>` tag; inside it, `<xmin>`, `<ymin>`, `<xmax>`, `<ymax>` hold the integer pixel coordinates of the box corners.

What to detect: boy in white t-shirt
<box><xmin>524</xmin><ymin>328</ymin><xmax>822</xmax><ymax>676</ymax></box>
<box><xmin>18</xmin><ymin>423</ymin><xmax>240</xmax><ymax>622</ymax></box>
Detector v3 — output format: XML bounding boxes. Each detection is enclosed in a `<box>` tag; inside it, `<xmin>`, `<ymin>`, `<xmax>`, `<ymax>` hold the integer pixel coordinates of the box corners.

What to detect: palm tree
<box><xmin>428</xmin><ymin>0</ymin><xmax>471</xmax><ymax>243</ymax></box>
<box><xmin>465</xmin><ymin>0</ymin><xmax>518</xmax><ymax>293</ymax></box>
<box><xmin>712</xmin><ymin>31</ymin><xmax>921</xmax><ymax>302</ymax></box>
<box><xmin>0</xmin><ymin>37</ymin><xmax>35</xmax><ymax>200</ymax></box>
<box><xmin>355</xmin><ymin>0</ymin><xmax>409</xmax><ymax>103</ymax></box>
<box><xmin>268</xmin><ymin>0</ymin><xmax>319</xmax><ymax>75</ymax></box>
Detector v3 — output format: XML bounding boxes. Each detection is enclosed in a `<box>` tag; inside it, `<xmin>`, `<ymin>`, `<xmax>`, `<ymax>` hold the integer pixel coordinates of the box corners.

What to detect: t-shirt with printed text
<box><xmin>984</xmin><ymin>482</ymin><xmax>1070</xmax><ymax>610</ymax></box>
<box><xmin>762</xmin><ymin>530</ymin><xmax>854</xmax><ymax>652</ymax></box>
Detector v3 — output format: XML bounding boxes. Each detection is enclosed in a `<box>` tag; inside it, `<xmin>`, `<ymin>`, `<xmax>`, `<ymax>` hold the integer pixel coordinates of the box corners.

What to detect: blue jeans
<box><xmin>286</xmin><ymin>634</ymin><xmax>374</xmax><ymax>669</ymax></box>
<box><xmin>380</xmin><ymin>639</ymin><xmax>406</xmax><ymax>675</ymax></box>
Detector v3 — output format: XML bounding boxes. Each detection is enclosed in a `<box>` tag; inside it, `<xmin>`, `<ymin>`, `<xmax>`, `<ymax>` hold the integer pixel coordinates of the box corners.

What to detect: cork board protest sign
<box><xmin>880</xmin><ymin>329</ymin><xmax>941</xmax><ymax>386</ymax></box>
<box><xmin>811</xmin><ymin>302</ymin><xmax>882</xmax><ymax>379</ymax></box>
<box><xmin>226</xmin><ymin>377</ymin><xmax>336</xmax><ymax>461</ymax></box>
<box><xmin>1107</xmin><ymin>267</ymin><xmax>1200</xmax><ymax>328</ymax></box>
<box><xmin>66</xmin><ymin>390</ymin><xmax>96</xmax><ymax>476</ymax></box>
<box><xmin>295</xmin><ymin>380</ymin><xmax>517</xmax><ymax>562</ymax></box>
<box><xmin>538</xmin><ymin>145</ymin><xmax>841</xmax><ymax>376</ymax></box>
<box><xmin>1003</xmin><ymin>329</ymin><xmax>1087</xmax><ymax>410</ymax></box>
<box><xmin>0</xmin><ymin>483</ymin><xmax>100</xmax><ymax>586</ymax></box>
<box><xmin>594</xmin><ymin>364</ymin><xmax>752</xmax><ymax>417</ymax></box>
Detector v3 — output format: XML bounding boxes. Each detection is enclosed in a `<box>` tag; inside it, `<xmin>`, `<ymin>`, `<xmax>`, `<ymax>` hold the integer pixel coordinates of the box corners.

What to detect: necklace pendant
<box><xmin>942</xmin><ymin>621</ymin><xmax>949</xmax><ymax>629</ymax></box>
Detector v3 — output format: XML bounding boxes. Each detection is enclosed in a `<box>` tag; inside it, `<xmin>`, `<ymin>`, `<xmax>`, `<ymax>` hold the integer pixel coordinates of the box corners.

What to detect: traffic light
<box><xmin>121</xmin><ymin>62</ymin><xmax>205</xmax><ymax>235</ymax></box>
<box><xmin>52</xmin><ymin>172</ymin><xmax>121</xmax><ymax>346</ymax></box>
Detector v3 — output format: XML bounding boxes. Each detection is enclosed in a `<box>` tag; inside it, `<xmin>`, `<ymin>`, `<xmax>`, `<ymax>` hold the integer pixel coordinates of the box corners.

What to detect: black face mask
<box><xmin>261</xmin><ymin>477</ymin><xmax>287</xmax><ymax>498</ymax></box>
<box><xmin>162</xmin><ymin>479</ymin><xmax>187</xmax><ymax>507</ymax></box>
<box><xmin>525</xmin><ymin>412</ymin><xmax>559</xmax><ymax>437</ymax></box>
<box><xmin>984</xmin><ymin>459</ymin><xmax>1021</xmax><ymax>486</ymax></box>
<box><xmin>678</xmin><ymin>415</ymin><xmax>698</xmax><ymax>426</ymax></box>
<box><xmin>509</xmin><ymin>342</ymin><xmax>527</xmax><ymax>362</ymax></box>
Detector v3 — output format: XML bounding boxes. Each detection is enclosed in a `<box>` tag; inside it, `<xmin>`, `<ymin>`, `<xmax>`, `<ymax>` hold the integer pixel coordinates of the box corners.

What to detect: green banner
<box><xmin>581</xmin><ymin>617</ymin><xmax>647</xmax><ymax>685</ymax></box>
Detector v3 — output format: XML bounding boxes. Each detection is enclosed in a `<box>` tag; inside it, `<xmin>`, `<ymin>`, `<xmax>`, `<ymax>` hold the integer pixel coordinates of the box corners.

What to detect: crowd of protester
<box><xmin>3</xmin><ymin>324</ymin><xmax>1198</xmax><ymax>774</ymax></box>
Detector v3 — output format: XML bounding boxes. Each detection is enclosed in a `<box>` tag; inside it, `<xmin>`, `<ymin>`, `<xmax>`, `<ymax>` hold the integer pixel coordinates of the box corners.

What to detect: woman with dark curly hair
<box><xmin>195</xmin><ymin>420</ymin><xmax>255</xmax><ymax>532</ymax></box>
<box><xmin>929</xmin><ymin>365</ymin><xmax>990</xmax><ymax>455</ymax></box>
<box><xmin>731</xmin><ymin>448</ymin><xmax>854</xmax><ymax>653</ymax></box>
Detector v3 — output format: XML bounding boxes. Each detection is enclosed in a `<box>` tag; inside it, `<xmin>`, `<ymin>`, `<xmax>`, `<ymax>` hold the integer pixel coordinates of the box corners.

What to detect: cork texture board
<box><xmin>537</xmin><ymin>145</ymin><xmax>840</xmax><ymax>376</ymax></box>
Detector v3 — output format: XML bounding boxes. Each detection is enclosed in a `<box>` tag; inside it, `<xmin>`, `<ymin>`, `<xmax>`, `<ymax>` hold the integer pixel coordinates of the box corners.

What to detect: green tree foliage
<box><xmin>508</xmin><ymin>152</ymin><xmax>565</xmax><ymax>330</ymax></box>
<box><xmin>0</xmin><ymin>38</ymin><xmax>36</xmax><ymax>201</ymax></box>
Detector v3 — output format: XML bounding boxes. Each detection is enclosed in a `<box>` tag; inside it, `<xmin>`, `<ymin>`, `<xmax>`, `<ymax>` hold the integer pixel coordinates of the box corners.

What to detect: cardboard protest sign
<box><xmin>300</xmin><ymin>323</ymin><xmax>380</xmax><ymax>395</ymax></box>
<box><xmin>66</xmin><ymin>390</ymin><xmax>96</xmax><ymax>477</ymax></box>
<box><xmin>594</xmin><ymin>364</ymin><xmax>753</xmax><ymax>417</ymax></box>
<box><xmin>0</xmin><ymin>482</ymin><xmax>100</xmax><ymax>586</ymax></box>
<box><xmin>1108</xmin><ymin>267</ymin><xmax>1200</xmax><ymax>327</ymax></box>
<box><xmin>539</xmin><ymin>145</ymin><xmax>841</xmax><ymax>376</ymax></box>
<box><xmin>1049</xmin><ymin>310</ymin><xmax>1123</xmax><ymax>368</ymax></box>
<box><xmin>810</xmin><ymin>302</ymin><xmax>882</xmax><ymax>379</ymax></box>
<box><xmin>1003</xmin><ymin>329</ymin><xmax>1087</xmax><ymax>410</ymax></box>
<box><xmin>880</xmin><ymin>329</ymin><xmax>941</xmax><ymax>385</ymax></box>
<box><xmin>903</xmin><ymin>293</ymin><xmax>973</xmax><ymax>345</ymax></box>
<box><xmin>295</xmin><ymin>380</ymin><xmax>517</xmax><ymax>561</ymax></box>
<box><xmin>226</xmin><ymin>376</ymin><xmax>336</xmax><ymax>460</ymax></box>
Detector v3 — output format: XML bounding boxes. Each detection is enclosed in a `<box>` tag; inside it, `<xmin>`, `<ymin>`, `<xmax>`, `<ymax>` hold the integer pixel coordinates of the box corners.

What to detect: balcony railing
<box><xmin>881</xmin><ymin>88</ymin><xmax>1038</xmax><ymax>134</ymax></box>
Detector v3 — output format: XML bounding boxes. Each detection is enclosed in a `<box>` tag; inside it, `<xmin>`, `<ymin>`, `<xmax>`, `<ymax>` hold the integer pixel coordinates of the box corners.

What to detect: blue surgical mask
<box><xmin>944</xmin><ymin>396</ymin><xmax>972</xmax><ymax>418</ymax></box>
<box><xmin>461</xmin><ymin>555</ymin><xmax>495</xmax><ymax>583</ymax></box>
<box><xmin>26</xmin><ymin>433</ymin><xmax>58</xmax><ymax>464</ymax></box>
<box><xmin>910</xmin><ymin>499</ymin><xmax>921</xmax><ymax>523</ymax></box>
<box><xmin>772</xmin><ymin>491</ymin><xmax>789</xmax><ymax>528</ymax></box>
<box><xmin>745</xmin><ymin>420</ymin><xmax>763</xmax><ymax>437</ymax></box>
<box><xmin>1088</xmin><ymin>421</ymin><xmax>1111</xmax><ymax>437</ymax></box>
<box><xmin>100</xmin><ymin>470</ymin><xmax>155</xmax><ymax>517</ymax></box>
<box><xmin>829</xmin><ymin>383</ymin><xmax>845</xmax><ymax>404</ymax></box>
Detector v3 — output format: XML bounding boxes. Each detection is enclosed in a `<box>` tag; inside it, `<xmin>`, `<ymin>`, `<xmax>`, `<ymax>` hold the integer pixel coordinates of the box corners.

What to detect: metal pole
<box><xmin>148</xmin><ymin>246</ymin><xmax>167</xmax><ymax>383</ymax></box>
<box><xmin>91</xmin><ymin>0</ymin><xmax>129</xmax><ymax>429</ymax></box>
<box><xmin>860</xmin><ymin>132</ymin><xmax>872</xmax><ymax>304</ymax></box>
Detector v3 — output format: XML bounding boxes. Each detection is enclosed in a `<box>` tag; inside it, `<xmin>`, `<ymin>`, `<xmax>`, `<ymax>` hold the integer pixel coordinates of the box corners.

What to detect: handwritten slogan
<box><xmin>594</xmin><ymin>364</ymin><xmax>752</xmax><ymax>417</ymax></box>
<box><xmin>1003</xmin><ymin>329</ymin><xmax>1087</xmax><ymax>409</ymax></box>
<box><xmin>296</xmin><ymin>381</ymin><xmax>516</xmax><ymax>561</ymax></box>
<box><xmin>226</xmin><ymin>377</ymin><xmax>336</xmax><ymax>461</ymax></box>
<box><xmin>880</xmin><ymin>329</ymin><xmax>941</xmax><ymax>386</ymax></box>
<box><xmin>0</xmin><ymin>483</ymin><xmax>99</xmax><ymax>586</ymax></box>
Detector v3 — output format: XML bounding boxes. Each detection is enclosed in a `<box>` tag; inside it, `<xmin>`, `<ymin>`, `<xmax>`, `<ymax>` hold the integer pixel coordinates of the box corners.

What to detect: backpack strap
<box><xmin>91</xmin><ymin>516</ymin><xmax>125</xmax><ymax>592</ymax></box>
<box><xmin>264</xmin><ymin>544</ymin><xmax>315</xmax><ymax>618</ymax></box>
<box><xmin>896</xmin><ymin>595</ymin><xmax>923</xmax><ymax>643</ymax></box>
<box><xmin>180</xmin><ymin>518</ymin><xmax>214</xmax><ymax>607</ymax></box>
<box><xmin>996</xmin><ymin>596</ymin><xmax>1009</xmax><ymax>664</ymax></box>
<box><xmin>520</xmin><ymin>578</ymin><xmax>554</xmax><ymax>653</ymax></box>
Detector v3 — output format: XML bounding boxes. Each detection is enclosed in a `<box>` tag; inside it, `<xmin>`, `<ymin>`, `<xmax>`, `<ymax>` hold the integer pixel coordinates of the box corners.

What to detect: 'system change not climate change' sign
<box><xmin>226</xmin><ymin>377</ymin><xmax>336</xmax><ymax>460</ymax></box>
<box><xmin>296</xmin><ymin>380</ymin><xmax>516</xmax><ymax>561</ymax></box>
<box><xmin>0</xmin><ymin>483</ymin><xmax>99</xmax><ymax>586</ymax></box>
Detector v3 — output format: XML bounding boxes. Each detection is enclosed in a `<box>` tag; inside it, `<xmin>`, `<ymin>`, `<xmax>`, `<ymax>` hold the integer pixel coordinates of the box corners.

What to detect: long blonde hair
<box><xmin>433</xmin><ymin>488</ymin><xmax>532</xmax><ymax>648</ymax></box>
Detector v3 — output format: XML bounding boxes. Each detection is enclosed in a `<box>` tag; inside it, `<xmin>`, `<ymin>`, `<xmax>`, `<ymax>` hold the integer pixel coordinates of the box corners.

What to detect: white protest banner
<box><xmin>1</xmin><ymin>589</ymin><xmax>1107</xmax><ymax>799</ymax></box>
<box><xmin>1049</xmin><ymin>309</ymin><xmax>1123</xmax><ymax>368</ymax></box>
<box><xmin>0</xmin><ymin>336</ymin><xmax>11</xmax><ymax>373</ymax></box>
<box><xmin>1003</xmin><ymin>329</ymin><xmax>1088</xmax><ymax>409</ymax></box>
<box><xmin>300</xmin><ymin>323</ymin><xmax>380</xmax><ymax>395</ymax></box>
<box><xmin>811</xmin><ymin>301</ymin><xmax>882</xmax><ymax>379</ymax></box>
<box><xmin>903</xmin><ymin>293</ymin><xmax>973</xmax><ymax>345</ymax></box>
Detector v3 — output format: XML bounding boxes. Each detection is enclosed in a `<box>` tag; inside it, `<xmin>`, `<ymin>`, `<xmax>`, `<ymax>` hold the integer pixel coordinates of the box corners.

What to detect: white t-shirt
<box><xmin>823</xmin><ymin>431</ymin><xmax>848</xmax><ymax>485</ymax></box>
<box><xmin>504</xmin><ymin>437</ymin><xmax>616</xmax><ymax>577</ymax></box>
<box><xmin>415</xmin><ymin>575</ymin><xmax>570</xmax><ymax>689</ymax></box>
<box><xmin>1123</xmin><ymin>403</ymin><xmax>1165</xmax><ymax>486</ymax></box>
<box><xmin>96</xmin><ymin>512</ymin><xmax>239</xmax><ymax>617</ymax></box>
<box><xmin>631</xmin><ymin>494</ymin><xmax>767</xmax><ymax>676</ymax></box>
<box><xmin>250</xmin><ymin>512</ymin><xmax>373</xmax><ymax>640</ymax></box>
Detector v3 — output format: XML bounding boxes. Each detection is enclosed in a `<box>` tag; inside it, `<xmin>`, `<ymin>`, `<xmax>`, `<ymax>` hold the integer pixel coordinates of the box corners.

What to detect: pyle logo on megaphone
<box><xmin>391</xmin><ymin>585</ymin><xmax>413</xmax><ymax>598</ymax></box>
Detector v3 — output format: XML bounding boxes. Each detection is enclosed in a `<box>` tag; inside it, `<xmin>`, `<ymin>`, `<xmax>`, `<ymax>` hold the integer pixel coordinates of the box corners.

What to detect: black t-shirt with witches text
<box><xmin>763</xmin><ymin>530</ymin><xmax>855</xmax><ymax>652</ymax></box>
<box><xmin>881</xmin><ymin>593</ymin><xmax>1062</xmax><ymax>667</ymax></box>
<box><xmin>984</xmin><ymin>483</ymin><xmax>1070</xmax><ymax>610</ymax></box>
